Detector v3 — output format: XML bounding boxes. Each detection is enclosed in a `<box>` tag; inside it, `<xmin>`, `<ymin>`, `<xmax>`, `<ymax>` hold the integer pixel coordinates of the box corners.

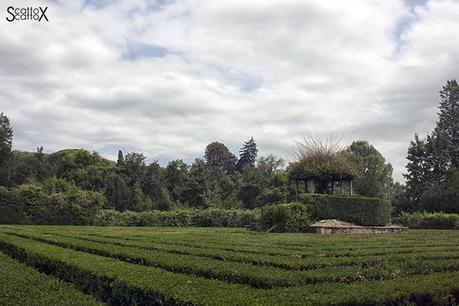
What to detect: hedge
<box><xmin>94</xmin><ymin>208</ymin><xmax>261</xmax><ymax>228</ymax></box>
<box><xmin>296</xmin><ymin>193</ymin><xmax>391</xmax><ymax>226</ymax></box>
<box><xmin>261</xmin><ymin>203</ymin><xmax>311</xmax><ymax>232</ymax></box>
<box><xmin>0</xmin><ymin>251</ymin><xmax>103</xmax><ymax>306</ymax></box>
<box><xmin>395</xmin><ymin>212</ymin><xmax>459</xmax><ymax>229</ymax></box>
<box><xmin>1</xmin><ymin>231</ymin><xmax>459</xmax><ymax>305</ymax></box>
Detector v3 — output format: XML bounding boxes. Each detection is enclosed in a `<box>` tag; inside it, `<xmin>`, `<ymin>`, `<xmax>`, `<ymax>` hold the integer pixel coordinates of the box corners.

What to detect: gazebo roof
<box><xmin>288</xmin><ymin>152</ymin><xmax>357</xmax><ymax>181</ymax></box>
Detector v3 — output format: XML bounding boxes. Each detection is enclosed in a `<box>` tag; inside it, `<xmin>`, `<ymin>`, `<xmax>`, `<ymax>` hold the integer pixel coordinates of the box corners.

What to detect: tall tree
<box><xmin>404</xmin><ymin>80</ymin><xmax>459</xmax><ymax>210</ymax></box>
<box><xmin>346</xmin><ymin>140</ymin><xmax>393</xmax><ymax>198</ymax></box>
<box><xmin>0</xmin><ymin>113</ymin><xmax>13</xmax><ymax>167</ymax></box>
<box><xmin>116</xmin><ymin>150</ymin><xmax>125</xmax><ymax>169</ymax></box>
<box><xmin>204</xmin><ymin>142</ymin><xmax>236</xmax><ymax>173</ymax></box>
<box><xmin>236</xmin><ymin>137</ymin><xmax>258</xmax><ymax>172</ymax></box>
<box><xmin>435</xmin><ymin>79</ymin><xmax>459</xmax><ymax>167</ymax></box>
<box><xmin>165</xmin><ymin>159</ymin><xmax>191</xmax><ymax>204</ymax></box>
<box><xmin>142</xmin><ymin>161</ymin><xmax>172</xmax><ymax>211</ymax></box>
<box><xmin>123</xmin><ymin>152</ymin><xmax>147</xmax><ymax>187</ymax></box>
<box><xmin>404</xmin><ymin>135</ymin><xmax>431</xmax><ymax>207</ymax></box>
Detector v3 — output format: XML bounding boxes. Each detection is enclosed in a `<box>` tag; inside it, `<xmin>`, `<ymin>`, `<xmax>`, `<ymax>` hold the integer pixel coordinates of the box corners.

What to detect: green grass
<box><xmin>0</xmin><ymin>225</ymin><xmax>458</xmax><ymax>305</ymax></box>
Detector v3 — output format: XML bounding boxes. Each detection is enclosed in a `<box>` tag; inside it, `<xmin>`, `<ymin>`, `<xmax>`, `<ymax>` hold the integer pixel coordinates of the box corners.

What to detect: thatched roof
<box><xmin>287</xmin><ymin>152</ymin><xmax>357</xmax><ymax>181</ymax></box>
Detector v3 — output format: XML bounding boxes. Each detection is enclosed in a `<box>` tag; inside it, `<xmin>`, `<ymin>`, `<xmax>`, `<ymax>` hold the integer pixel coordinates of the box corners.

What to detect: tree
<box><xmin>116</xmin><ymin>150</ymin><xmax>125</xmax><ymax>169</ymax></box>
<box><xmin>436</xmin><ymin>79</ymin><xmax>459</xmax><ymax>167</ymax></box>
<box><xmin>346</xmin><ymin>140</ymin><xmax>393</xmax><ymax>198</ymax></box>
<box><xmin>419</xmin><ymin>168</ymin><xmax>459</xmax><ymax>213</ymax></box>
<box><xmin>236</xmin><ymin>137</ymin><xmax>258</xmax><ymax>172</ymax></box>
<box><xmin>104</xmin><ymin>172</ymin><xmax>131</xmax><ymax>211</ymax></box>
<box><xmin>123</xmin><ymin>152</ymin><xmax>147</xmax><ymax>187</ymax></box>
<box><xmin>0</xmin><ymin>113</ymin><xmax>13</xmax><ymax>167</ymax></box>
<box><xmin>390</xmin><ymin>182</ymin><xmax>410</xmax><ymax>216</ymax></box>
<box><xmin>405</xmin><ymin>80</ymin><xmax>459</xmax><ymax>209</ymax></box>
<box><xmin>142</xmin><ymin>161</ymin><xmax>172</xmax><ymax>211</ymax></box>
<box><xmin>165</xmin><ymin>159</ymin><xmax>191</xmax><ymax>205</ymax></box>
<box><xmin>204</xmin><ymin>142</ymin><xmax>236</xmax><ymax>173</ymax></box>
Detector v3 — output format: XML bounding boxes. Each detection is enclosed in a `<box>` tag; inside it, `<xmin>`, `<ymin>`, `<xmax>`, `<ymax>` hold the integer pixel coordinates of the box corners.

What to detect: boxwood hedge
<box><xmin>296</xmin><ymin>193</ymin><xmax>391</xmax><ymax>226</ymax></box>
<box><xmin>261</xmin><ymin>203</ymin><xmax>311</xmax><ymax>232</ymax></box>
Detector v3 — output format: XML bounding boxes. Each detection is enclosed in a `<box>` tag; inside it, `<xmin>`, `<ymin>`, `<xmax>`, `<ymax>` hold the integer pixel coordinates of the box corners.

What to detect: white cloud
<box><xmin>0</xmin><ymin>0</ymin><xmax>459</xmax><ymax>181</ymax></box>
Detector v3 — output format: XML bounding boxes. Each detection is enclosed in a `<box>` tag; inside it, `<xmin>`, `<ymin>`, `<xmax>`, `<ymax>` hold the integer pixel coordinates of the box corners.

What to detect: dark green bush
<box><xmin>395</xmin><ymin>212</ymin><xmax>459</xmax><ymax>229</ymax></box>
<box><xmin>94</xmin><ymin>208</ymin><xmax>260</xmax><ymax>228</ymax></box>
<box><xmin>261</xmin><ymin>203</ymin><xmax>311</xmax><ymax>232</ymax></box>
<box><xmin>296</xmin><ymin>193</ymin><xmax>391</xmax><ymax>226</ymax></box>
<box><xmin>0</xmin><ymin>182</ymin><xmax>105</xmax><ymax>225</ymax></box>
<box><xmin>0</xmin><ymin>186</ymin><xmax>25</xmax><ymax>224</ymax></box>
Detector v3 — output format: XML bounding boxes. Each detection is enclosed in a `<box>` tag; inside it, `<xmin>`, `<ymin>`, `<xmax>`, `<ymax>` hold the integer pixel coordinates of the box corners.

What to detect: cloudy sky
<box><xmin>1</xmin><ymin>0</ymin><xmax>458</xmax><ymax>181</ymax></box>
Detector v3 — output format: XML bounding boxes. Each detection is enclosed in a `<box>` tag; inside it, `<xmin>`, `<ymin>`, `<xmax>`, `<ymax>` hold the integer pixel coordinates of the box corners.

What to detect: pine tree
<box><xmin>236</xmin><ymin>137</ymin><xmax>258</xmax><ymax>172</ymax></box>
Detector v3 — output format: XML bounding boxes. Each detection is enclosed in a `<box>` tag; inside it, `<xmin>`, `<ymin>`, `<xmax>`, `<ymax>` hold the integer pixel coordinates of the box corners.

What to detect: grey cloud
<box><xmin>1</xmin><ymin>0</ymin><xmax>459</xmax><ymax>182</ymax></box>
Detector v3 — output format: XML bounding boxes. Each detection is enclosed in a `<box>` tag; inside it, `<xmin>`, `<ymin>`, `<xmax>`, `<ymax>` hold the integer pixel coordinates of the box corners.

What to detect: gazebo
<box><xmin>287</xmin><ymin>152</ymin><xmax>357</xmax><ymax>197</ymax></box>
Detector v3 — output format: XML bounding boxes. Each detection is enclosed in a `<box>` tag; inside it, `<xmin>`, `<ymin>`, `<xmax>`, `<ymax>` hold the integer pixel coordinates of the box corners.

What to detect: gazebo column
<box><xmin>331</xmin><ymin>181</ymin><xmax>334</xmax><ymax>195</ymax></box>
<box><xmin>349</xmin><ymin>180</ymin><xmax>353</xmax><ymax>195</ymax></box>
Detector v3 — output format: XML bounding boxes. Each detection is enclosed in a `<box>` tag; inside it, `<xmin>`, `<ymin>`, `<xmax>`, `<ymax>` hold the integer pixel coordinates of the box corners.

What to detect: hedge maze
<box><xmin>0</xmin><ymin>226</ymin><xmax>458</xmax><ymax>305</ymax></box>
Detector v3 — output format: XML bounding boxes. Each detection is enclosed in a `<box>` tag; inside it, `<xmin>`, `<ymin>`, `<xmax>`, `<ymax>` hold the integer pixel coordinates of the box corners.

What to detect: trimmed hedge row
<box><xmin>261</xmin><ymin>203</ymin><xmax>311</xmax><ymax>232</ymax></box>
<box><xmin>1</xmin><ymin>232</ymin><xmax>459</xmax><ymax>306</ymax></box>
<box><xmin>296</xmin><ymin>193</ymin><xmax>391</xmax><ymax>226</ymax></box>
<box><xmin>0</xmin><ymin>251</ymin><xmax>103</xmax><ymax>306</ymax></box>
<box><xmin>395</xmin><ymin>212</ymin><xmax>459</xmax><ymax>229</ymax></box>
<box><xmin>0</xmin><ymin>233</ymin><xmax>256</xmax><ymax>305</ymax></box>
<box><xmin>9</xmin><ymin>228</ymin><xmax>459</xmax><ymax>274</ymax></box>
<box><xmin>8</xmin><ymin>231</ymin><xmax>390</xmax><ymax>288</ymax></box>
<box><xmin>94</xmin><ymin>208</ymin><xmax>260</xmax><ymax>227</ymax></box>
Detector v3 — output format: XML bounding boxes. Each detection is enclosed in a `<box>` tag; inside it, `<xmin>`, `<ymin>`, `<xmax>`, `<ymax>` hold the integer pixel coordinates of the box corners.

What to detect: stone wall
<box><xmin>309</xmin><ymin>225</ymin><xmax>407</xmax><ymax>234</ymax></box>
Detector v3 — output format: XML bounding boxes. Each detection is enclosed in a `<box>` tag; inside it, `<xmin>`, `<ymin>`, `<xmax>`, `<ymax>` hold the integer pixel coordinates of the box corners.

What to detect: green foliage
<box><xmin>0</xmin><ymin>252</ymin><xmax>103</xmax><ymax>306</ymax></box>
<box><xmin>345</xmin><ymin>140</ymin><xmax>393</xmax><ymax>198</ymax></box>
<box><xmin>261</xmin><ymin>203</ymin><xmax>311</xmax><ymax>232</ymax></box>
<box><xmin>1</xmin><ymin>227</ymin><xmax>459</xmax><ymax>306</ymax></box>
<box><xmin>0</xmin><ymin>186</ymin><xmax>25</xmax><ymax>224</ymax></box>
<box><xmin>204</xmin><ymin>141</ymin><xmax>236</xmax><ymax>173</ymax></box>
<box><xmin>0</xmin><ymin>113</ymin><xmax>13</xmax><ymax>168</ymax></box>
<box><xmin>288</xmin><ymin>152</ymin><xmax>357</xmax><ymax>181</ymax></box>
<box><xmin>390</xmin><ymin>182</ymin><xmax>410</xmax><ymax>217</ymax></box>
<box><xmin>236</xmin><ymin>137</ymin><xmax>258</xmax><ymax>172</ymax></box>
<box><xmin>94</xmin><ymin>208</ymin><xmax>260</xmax><ymax>227</ymax></box>
<box><xmin>296</xmin><ymin>193</ymin><xmax>391</xmax><ymax>226</ymax></box>
<box><xmin>395</xmin><ymin>212</ymin><xmax>459</xmax><ymax>229</ymax></box>
<box><xmin>405</xmin><ymin>80</ymin><xmax>459</xmax><ymax>209</ymax></box>
<box><xmin>0</xmin><ymin>180</ymin><xmax>105</xmax><ymax>225</ymax></box>
<box><xmin>419</xmin><ymin>168</ymin><xmax>459</xmax><ymax>213</ymax></box>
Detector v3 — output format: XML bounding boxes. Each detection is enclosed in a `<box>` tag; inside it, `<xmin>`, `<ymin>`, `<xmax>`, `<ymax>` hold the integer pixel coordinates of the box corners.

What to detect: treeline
<box><xmin>0</xmin><ymin>124</ymin><xmax>396</xmax><ymax>217</ymax></box>
<box><xmin>0</xmin><ymin>79</ymin><xmax>458</xmax><ymax>225</ymax></box>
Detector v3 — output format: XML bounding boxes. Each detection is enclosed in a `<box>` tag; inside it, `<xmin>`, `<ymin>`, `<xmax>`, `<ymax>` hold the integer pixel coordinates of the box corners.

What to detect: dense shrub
<box><xmin>94</xmin><ymin>208</ymin><xmax>261</xmax><ymax>228</ymax></box>
<box><xmin>0</xmin><ymin>186</ymin><xmax>25</xmax><ymax>224</ymax></box>
<box><xmin>395</xmin><ymin>212</ymin><xmax>459</xmax><ymax>229</ymax></box>
<box><xmin>419</xmin><ymin>169</ymin><xmax>459</xmax><ymax>213</ymax></box>
<box><xmin>296</xmin><ymin>193</ymin><xmax>391</xmax><ymax>226</ymax></box>
<box><xmin>261</xmin><ymin>203</ymin><xmax>311</xmax><ymax>232</ymax></box>
<box><xmin>0</xmin><ymin>181</ymin><xmax>105</xmax><ymax>225</ymax></box>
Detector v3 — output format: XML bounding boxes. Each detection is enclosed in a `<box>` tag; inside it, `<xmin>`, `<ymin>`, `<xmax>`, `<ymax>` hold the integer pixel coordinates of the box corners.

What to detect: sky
<box><xmin>1</xmin><ymin>0</ymin><xmax>459</xmax><ymax>182</ymax></box>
